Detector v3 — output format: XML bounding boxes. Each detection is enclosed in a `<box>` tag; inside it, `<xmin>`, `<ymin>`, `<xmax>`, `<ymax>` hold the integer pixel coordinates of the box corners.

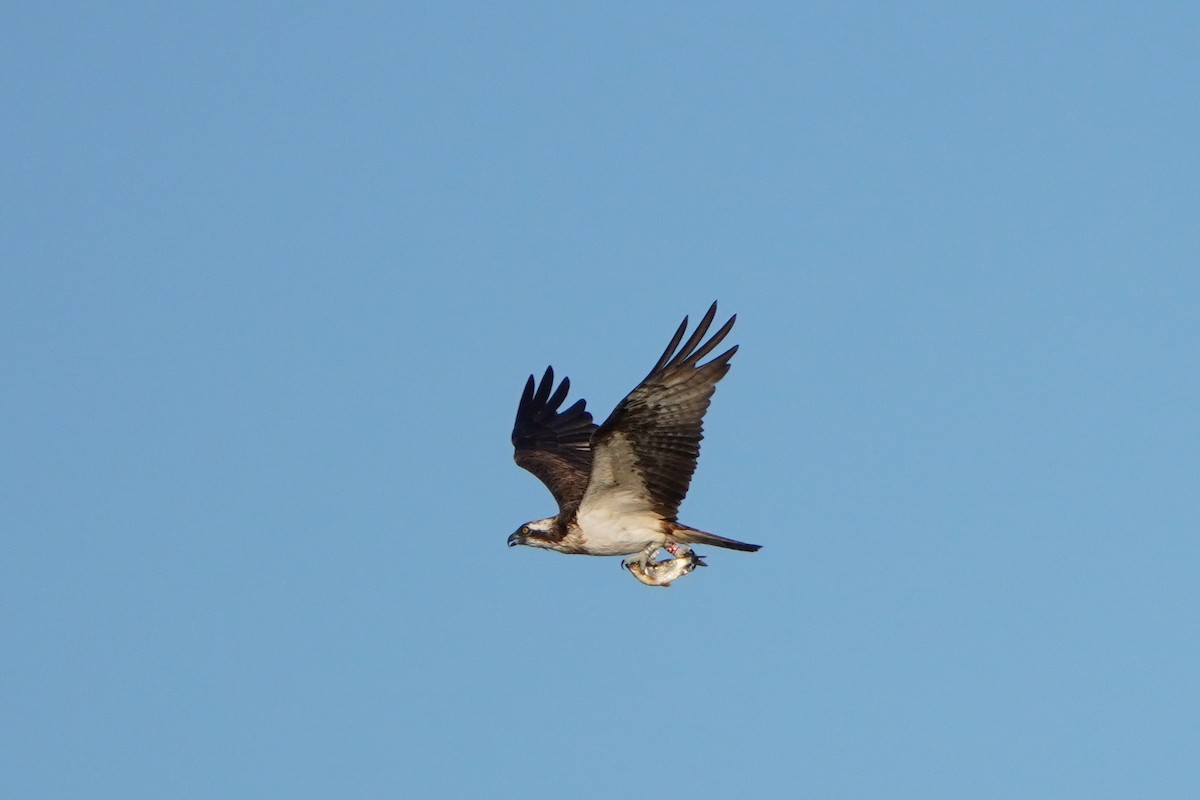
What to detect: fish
<box><xmin>621</xmin><ymin>543</ymin><xmax>707</xmax><ymax>587</ymax></box>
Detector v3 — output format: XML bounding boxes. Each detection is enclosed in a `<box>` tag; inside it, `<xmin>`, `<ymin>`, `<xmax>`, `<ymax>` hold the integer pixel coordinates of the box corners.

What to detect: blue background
<box><xmin>4</xmin><ymin>2</ymin><xmax>1197</xmax><ymax>797</ymax></box>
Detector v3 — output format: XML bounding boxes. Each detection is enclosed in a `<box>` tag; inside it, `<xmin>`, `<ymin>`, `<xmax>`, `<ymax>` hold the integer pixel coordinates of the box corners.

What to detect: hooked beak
<box><xmin>507</xmin><ymin>531</ymin><xmax>525</xmax><ymax>548</ymax></box>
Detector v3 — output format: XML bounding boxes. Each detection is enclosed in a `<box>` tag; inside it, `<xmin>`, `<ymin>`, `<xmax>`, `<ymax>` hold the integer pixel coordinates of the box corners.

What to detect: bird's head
<box><xmin>507</xmin><ymin>517</ymin><xmax>557</xmax><ymax>549</ymax></box>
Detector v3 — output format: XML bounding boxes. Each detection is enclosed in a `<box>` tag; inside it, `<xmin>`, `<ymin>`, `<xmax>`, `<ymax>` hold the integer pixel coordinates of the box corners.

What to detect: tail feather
<box><xmin>670</xmin><ymin>523</ymin><xmax>761</xmax><ymax>552</ymax></box>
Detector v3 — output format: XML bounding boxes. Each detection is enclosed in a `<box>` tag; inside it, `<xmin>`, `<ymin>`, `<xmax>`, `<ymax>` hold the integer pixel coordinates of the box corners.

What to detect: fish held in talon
<box><xmin>623</xmin><ymin>545</ymin><xmax>707</xmax><ymax>588</ymax></box>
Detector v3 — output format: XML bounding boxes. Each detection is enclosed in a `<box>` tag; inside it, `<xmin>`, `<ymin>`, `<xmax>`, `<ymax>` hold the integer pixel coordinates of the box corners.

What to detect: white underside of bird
<box><xmin>524</xmin><ymin>505</ymin><xmax>668</xmax><ymax>557</ymax></box>
<box><xmin>571</xmin><ymin>431</ymin><xmax>671</xmax><ymax>555</ymax></box>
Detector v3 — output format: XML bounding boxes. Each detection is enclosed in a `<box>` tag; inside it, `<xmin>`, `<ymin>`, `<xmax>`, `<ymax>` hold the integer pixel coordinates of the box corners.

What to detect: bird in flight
<box><xmin>508</xmin><ymin>302</ymin><xmax>760</xmax><ymax>586</ymax></box>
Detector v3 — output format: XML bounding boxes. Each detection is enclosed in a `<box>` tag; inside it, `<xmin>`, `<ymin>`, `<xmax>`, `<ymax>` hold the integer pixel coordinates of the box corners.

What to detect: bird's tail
<box><xmin>669</xmin><ymin>523</ymin><xmax>761</xmax><ymax>552</ymax></box>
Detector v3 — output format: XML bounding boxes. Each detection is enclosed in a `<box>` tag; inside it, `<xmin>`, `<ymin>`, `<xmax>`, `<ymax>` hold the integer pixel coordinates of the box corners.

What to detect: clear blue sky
<box><xmin>3</xmin><ymin>2</ymin><xmax>1197</xmax><ymax>797</ymax></box>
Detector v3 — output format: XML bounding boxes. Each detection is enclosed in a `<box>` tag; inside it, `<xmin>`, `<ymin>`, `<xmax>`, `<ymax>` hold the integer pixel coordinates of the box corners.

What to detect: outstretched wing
<box><xmin>511</xmin><ymin>366</ymin><xmax>598</xmax><ymax>515</ymax></box>
<box><xmin>584</xmin><ymin>302</ymin><xmax>737</xmax><ymax>520</ymax></box>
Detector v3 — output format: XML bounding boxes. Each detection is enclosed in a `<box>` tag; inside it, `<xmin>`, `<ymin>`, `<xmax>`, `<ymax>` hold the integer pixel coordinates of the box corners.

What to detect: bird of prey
<box><xmin>507</xmin><ymin>302</ymin><xmax>760</xmax><ymax>586</ymax></box>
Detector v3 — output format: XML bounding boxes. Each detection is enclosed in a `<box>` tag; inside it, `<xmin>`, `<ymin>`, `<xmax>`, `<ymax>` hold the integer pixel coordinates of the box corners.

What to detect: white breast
<box><xmin>574</xmin><ymin>500</ymin><xmax>667</xmax><ymax>555</ymax></box>
<box><xmin>574</xmin><ymin>429</ymin><xmax>670</xmax><ymax>555</ymax></box>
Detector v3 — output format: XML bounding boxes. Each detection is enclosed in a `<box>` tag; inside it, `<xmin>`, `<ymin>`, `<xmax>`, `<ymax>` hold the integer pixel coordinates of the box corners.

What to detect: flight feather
<box><xmin>591</xmin><ymin>302</ymin><xmax>738</xmax><ymax>519</ymax></box>
<box><xmin>511</xmin><ymin>366</ymin><xmax>598</xmax><ymax>515</ymax></box>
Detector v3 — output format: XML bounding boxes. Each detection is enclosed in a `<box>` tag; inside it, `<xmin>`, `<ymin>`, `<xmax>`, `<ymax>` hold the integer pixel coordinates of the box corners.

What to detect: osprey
<box><xmin>507</xmin><ymin>302</ymin><xmax>761</xmax><ymax>586</ymax></box>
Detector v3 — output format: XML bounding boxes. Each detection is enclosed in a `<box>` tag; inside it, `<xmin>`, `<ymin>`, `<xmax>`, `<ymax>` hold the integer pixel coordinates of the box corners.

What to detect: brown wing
<box><xmin>511</xmin><ymin>366</ymin><xmax>598</xmax><ymax>515</ymax></box>
<box><xmin>590</xmin><ymin>302</ymin><xmax>737</xmax><ymax>519</ymax></box>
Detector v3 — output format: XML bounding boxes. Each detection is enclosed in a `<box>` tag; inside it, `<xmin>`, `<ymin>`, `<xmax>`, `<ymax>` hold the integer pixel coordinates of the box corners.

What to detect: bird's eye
<box><xmin>521</xmin><ymin>525</ymin><xmax>530</xmax><ymax>535</ymax></box>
